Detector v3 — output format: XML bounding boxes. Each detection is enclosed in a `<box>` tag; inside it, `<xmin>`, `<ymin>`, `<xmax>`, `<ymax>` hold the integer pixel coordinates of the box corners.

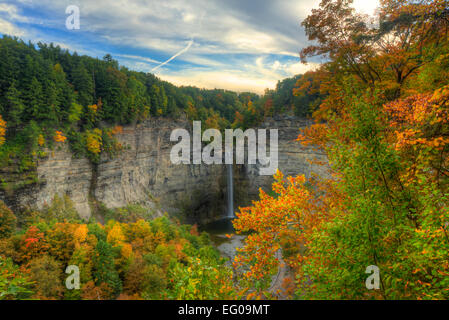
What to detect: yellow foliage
<box><xmin>107</xmin><ymin>224</ymin><xmax>125</xmax><ymax>246</ymax></box>
<box><xmin>121</xmin><ymin>243</ymin><xmax>133</xmax><ymax>259</ymax></box>
<box><xmin>74</xmin><ymin>225</ymin><xmax>88</xmax><ymax>247</ymax></box>
<box><xmin>88</xmin><ymin>104</ymin><xmax>99</xmax><ymax>113</ymax></box>
<box><xmin>86</xmin><ymin>129</ymin><xmax>102</xmax><ymax>154</ymax></box>
<box><xmin>38</xmin><ymin>134</ymin><xmax>45</xmax><ymax>147</ymax></box>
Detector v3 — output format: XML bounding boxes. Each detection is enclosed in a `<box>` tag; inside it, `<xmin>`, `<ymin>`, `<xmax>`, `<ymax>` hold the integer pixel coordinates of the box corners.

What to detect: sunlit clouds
<box><xmin>0</xmin><ymin>0</ymin><xmax>379</xmax><ymax>93</ymax></box>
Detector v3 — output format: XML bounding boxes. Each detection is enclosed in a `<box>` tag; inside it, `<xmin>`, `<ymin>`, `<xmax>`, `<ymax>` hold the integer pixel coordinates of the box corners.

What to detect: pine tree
<box><xmin>72</xmin><ymin>62</ymin><xmax>94</xmax><ymax>107</ymax></box>
<box><xmin>25</xmin><ymin>77</ymin><xmax>44</xmax><ymax>121</ymax></box>
<box><xmin>92</xmin><ymin>240</ymin><xmax>122</xmax><ymax>297</ymax></box>
<box><xmin>5</xmin><ymin>81</ymin><xmax>25</xmax><ymax>128</ymax></box>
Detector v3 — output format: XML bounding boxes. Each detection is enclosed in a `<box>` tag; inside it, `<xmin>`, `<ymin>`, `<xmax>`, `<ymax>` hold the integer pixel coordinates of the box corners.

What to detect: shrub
<box><xmin>0</xmin><ymin>201</ymin><xmax>16</xmax><ymax>239</ymax></box>
<box><xmin>28</xmin><ymin>255</ymin><xmax>64</xmax><ymax>299</ymax></box>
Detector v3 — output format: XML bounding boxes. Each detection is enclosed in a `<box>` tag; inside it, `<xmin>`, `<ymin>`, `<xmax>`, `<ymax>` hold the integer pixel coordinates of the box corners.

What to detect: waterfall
<box><xmin>226</xmin><ymin>164</ymin><xmax>234</xmax><ymax>218</ymax></box>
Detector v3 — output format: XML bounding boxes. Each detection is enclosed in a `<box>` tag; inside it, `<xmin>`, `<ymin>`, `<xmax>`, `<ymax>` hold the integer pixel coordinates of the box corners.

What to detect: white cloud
<box><xmin>289</xmin><ymin>0</ymin><xmax>380</xmax><ymax>18</ymax></box>
<box><xmin>157</xmin><ymin>56</ymin><xmax>318</xmax><ymax>94</ymax></box>
<box><xmin>159</xmin><ymin>70</ymin><xmax>277</xmax><ymax>94</ymax></box>
<box><xmin>0</xmin><ymin>17</ymin><xmax>24</xmax><ymax>36</ymax></box>
<box><xmin>284</xmin><ymin>61</ymin><xmax>320</xmax><ymax>75</ymax></box>
<box><xmin>115</xmin><ymin>54</ymin><xmax>161</xmax><ymax>65</ymax></box>
<box><xmin>182</xmin><ymin>12</ymin><xmax>196</xmax><ymax>23</ymax></box>
<box><xmin>5</xmin><ymin>0</ymin><xmax>333</xmax><ymax>92</ymax></box>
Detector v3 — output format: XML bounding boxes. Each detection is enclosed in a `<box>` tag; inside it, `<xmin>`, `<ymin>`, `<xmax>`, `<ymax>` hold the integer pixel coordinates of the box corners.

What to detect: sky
<box><xmin>0</xmin><ymin>0</ymin><xmax>379</xmax><ymax>94</ymax></box>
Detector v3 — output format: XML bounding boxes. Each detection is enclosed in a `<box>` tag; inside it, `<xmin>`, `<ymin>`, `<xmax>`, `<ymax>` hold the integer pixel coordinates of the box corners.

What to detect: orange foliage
<box><xmin>111</xmin><ymin>125</ymin><xmax>123</xmax><ymax>135</ymax></box>
<box><xmin>81</xmin><ymin>281</ymin><xmax>112</xmax><ymax>300</ymax></box>
<box><xmin>0</xmin><ymin>115</ymin><xmax>6</xmax><ymax>146</ymax></box>
<box><xmin>53</xmin><ymin>131</ymin><xmax>67</xmax><ymax>143</ymax></box>
<box><xmin>18</xmin><ymin>226</ymin><xmax>50</xmax><ymax>264</ymax></box>
<box><xmin>37</xmin><ymin>134</ymin><xmax>45</xmax><ymax>147</ymax></box>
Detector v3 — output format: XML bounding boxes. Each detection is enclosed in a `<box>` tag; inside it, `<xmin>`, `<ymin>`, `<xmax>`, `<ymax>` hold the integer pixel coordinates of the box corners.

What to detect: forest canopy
<box><xmin>0</xmin><ymin>36</ymin><xmax>319</xmax><ymax>164</ymax></box>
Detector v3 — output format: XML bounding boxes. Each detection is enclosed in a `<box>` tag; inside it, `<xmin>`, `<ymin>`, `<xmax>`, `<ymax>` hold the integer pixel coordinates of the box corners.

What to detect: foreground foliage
<box><xmin>234</xmin><ymin>0</ymin><xmax>449</xmax><ymax>300</ymax></box>
<box><xmin>0</xmin><ymin>201</ymin><xmax>235</xmax><ymax>300</ymax></box>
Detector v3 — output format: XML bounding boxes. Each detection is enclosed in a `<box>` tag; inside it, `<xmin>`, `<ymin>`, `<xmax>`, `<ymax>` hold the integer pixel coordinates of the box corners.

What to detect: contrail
<box><xmin>152</xmin><ymin>39</ymin><xmax>194</xmax><ymax>72</ymax></box>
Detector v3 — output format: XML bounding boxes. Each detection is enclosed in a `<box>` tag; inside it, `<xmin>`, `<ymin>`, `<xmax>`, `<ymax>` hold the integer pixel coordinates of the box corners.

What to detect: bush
<box><xmin>104</xmin><ymin>204</ymin><xmax>156</xmax><ymax>223</ymax></box>
<box><xmin>28</xmin><ymin>255</ymin><xmax>64</xmax><ymax>299</ymax></box>
<box><xmin>0</xmin><ymin>257</ymin><xmax>33</xmax><ymax>300</ymax></box>
<box><xmin>39</xmin><ymin>194</ymin><xmax>80</xmax><ymax>223</ymax></box>
<box><xmin>0</xmin><ymin>201</ymin><xmax>16</xmax><ymax>239</ymax></box>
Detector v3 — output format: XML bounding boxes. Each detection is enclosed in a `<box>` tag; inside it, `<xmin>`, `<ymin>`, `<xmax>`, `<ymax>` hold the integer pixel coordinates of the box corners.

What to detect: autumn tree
<box><xmin>0</xmin><ymin>257</ymin><xmax>33</xmax><ymax>300</ymax></box>
<box><xmin>27</xmin><ymin>255</ymin><xmax>64</xmax><ymax>299</ymax></box>
<box><xmin>301</xmin><ymin>0</ymin><xmax>449</xmax><ymax>97</ymax></box>
<box><xmin>17</xmin><ymin>226</ymin><xmax>50</xmax><ymax>263</ymax></box>
<box><xmin>0</xmin><ymin>201</ymin><xmax>16</xmax><ymax>239</ymax></box>
<box><xmin>235</xmin><ymin>0</ymin><xmax>449</xmax><ymax>300</ymax></box>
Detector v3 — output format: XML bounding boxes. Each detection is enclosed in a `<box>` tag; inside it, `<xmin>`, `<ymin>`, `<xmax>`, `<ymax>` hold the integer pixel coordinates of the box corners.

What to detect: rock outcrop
<box><xmin>0</xmin><ymin>115</ymin><xmax>328</xmax><ymax>222</ymax></box>
<box><xmin>94</xmin><ymin>118</ymin><xmax>226</xmax><ymax>223</ymax></box>
<box><xmin>234</xmin><ymin>115</ymin><xmax>329</xmax><ymax>208</ymax></box>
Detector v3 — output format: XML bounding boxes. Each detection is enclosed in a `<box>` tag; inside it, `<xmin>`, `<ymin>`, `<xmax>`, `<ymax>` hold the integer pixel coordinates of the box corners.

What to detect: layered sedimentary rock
<box><xmin>94</xmin><ymin>118</ymin><xmax>226</xmax><ymax>223</ymax></box>
<box><xmin>0</xmin><ymin>115</ymin><xmax>328</xmax><ymax>222</ymax></box>
<box><xmin>234</xmin><ymin>115</ymin><xmax>329</xmax><ymax>208</ymax></box>
<box><xmin>0</xmin><ymin>147</ymin><xmax>93</xmax><ymax>219</ymax></box>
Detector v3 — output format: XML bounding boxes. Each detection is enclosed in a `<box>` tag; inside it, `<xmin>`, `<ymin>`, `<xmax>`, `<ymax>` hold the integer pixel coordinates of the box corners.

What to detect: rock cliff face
<box><xmin>234</xmin><ymin>116</ymin><xmax>329</xmax><ymax>208</ymax></box>
<box><xmin>0</xmin><ymin>147</ymin><xmax>93</xmax><ymax>219</ymax></box>
<box><xmin>0</xmin><ymin>116</ymin><xmax>328</xmax><ymax>222</ymax></box>
<box><xmin>94</xmin><ymin>118</ymin><xmax>226</xmax><ymax>223</ymax></box>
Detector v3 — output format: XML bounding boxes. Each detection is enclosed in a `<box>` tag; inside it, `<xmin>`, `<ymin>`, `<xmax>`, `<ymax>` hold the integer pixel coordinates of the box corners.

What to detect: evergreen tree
<box><xmin>72</xmin><ymin>62</ymin><xmax>94</xmax><ymax>107</ymax></box>
<box><xmin>5</xmin><ymin>81</ymin><xmax>25</xmax><ymax>128</ymax></box>
<box><xmin>92</xmin><ymin>240</ymin><xmax>122</xmax><ymax>297</ymax></box>
<box><xmin>25</xmin><ymin>77</ymin><xmax>44</xmax><ymax>121</ymax></box>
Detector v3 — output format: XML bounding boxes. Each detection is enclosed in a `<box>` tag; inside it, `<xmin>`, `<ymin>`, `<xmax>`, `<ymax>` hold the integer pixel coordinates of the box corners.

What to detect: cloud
<box><xmin>0</xmin><ymin>3</ymin><xmax>27</xmax><ymax>36</ymax></box>
<box><xmin>0</xmin><ymin>18</ymin><xmax>24</xmax><ymax>36</ymax></box>
<box><xmin>152</xmin><ymin>39</ymin><xmax>194</xmax><ymax>72</ymax></box>
<box><xmin>2</xmin><ymin>0</ymin><xmax>367</xmax><ymax>92</ymax></box>
<box><xmin>158</xmin><ymin>56</ymin><xmax>318</xmax><ymax>94</ymax></box>
<box><xmin>160</xmin><ymin>70</ymin><xmax>277</xmax><ymax>94</ymax></box>
<box><xmin>0</xmin><ymin>3</ymin><xmax>28</xmax><ymax>22</ymax></box>
<box><xmin>353</xmin><ymin>0</ymin><xmax>380</xmax><ymax>16</ymax></box>
<box><xmin>115</xmin><ymin>54</ymin><xmax>161</xmax><ymax>65</ymax></box>
<box><xmin>283</xmin><ymin>61</ymin><xmax>320</xmax><ymax>75</ymax></box>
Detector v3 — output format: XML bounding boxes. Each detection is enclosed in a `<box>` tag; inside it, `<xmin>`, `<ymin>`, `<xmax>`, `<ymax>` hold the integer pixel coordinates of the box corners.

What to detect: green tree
<box><xmin>5</xmin><ymin>81</ymin><xmax>25</xmax><ymax>128</ymax></box>
<box><xmin>92</xmin><ymin>240</ymin><xmax>122</xmax><ymax>298</ymax></box>
<box><xmin>0</xmin><ymin>257</ymin><xmax>33</xmax><ymax>300</ymax></box>
<box><xmin>72</xmin><ymin>62</ymin><xmax>94</xmax><ymax>108</ymax></box>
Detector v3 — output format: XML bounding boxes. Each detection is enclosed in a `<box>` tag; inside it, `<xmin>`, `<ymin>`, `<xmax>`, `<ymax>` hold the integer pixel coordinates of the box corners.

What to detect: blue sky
<box><xmin>0</xmin><ymin>0</ymin><xmax>379</xmax><ymax>93</ymax></box>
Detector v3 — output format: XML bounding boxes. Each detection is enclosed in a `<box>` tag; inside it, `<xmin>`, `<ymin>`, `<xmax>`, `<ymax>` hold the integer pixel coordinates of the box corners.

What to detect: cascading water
<box><xmin>226</xmin><ymin>164</ymin><xmax>235</xmax><ymax>218</ymax></box>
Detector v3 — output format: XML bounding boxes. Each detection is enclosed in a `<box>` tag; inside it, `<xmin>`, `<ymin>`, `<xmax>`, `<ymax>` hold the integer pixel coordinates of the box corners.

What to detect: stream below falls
<box><xmin>200</xmin><ymin>218</ymin><xmax>245</xmax><ymax>266</ymax></box>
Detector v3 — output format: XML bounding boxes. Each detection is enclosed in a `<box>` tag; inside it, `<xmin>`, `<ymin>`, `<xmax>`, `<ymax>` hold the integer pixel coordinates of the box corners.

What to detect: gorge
<box><xmin>0</xmin><ymin>115</ymin><xmax>328</xmax><ymax>224</ymax></box>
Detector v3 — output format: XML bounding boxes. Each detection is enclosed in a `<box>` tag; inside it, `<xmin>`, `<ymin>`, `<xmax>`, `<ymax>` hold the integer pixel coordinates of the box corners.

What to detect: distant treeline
<box><xmin>0</xmin><ymin>36</ymin><xmax>322</xmax><ymax>167</ymax></box>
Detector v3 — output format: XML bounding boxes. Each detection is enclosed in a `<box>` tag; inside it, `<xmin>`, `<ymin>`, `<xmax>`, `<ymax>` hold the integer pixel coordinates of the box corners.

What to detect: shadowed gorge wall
<box><xmin>234</xmin><ymin>115</ymin><xmax>329</xmax><ymax>208</ymax></box>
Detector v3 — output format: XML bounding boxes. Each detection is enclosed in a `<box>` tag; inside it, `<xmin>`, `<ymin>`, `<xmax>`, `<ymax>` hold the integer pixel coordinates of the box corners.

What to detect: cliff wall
<box><xmin>0</xmin><ymin>116</ymin><xmax>328</xmax><ymax>222</ymax></box>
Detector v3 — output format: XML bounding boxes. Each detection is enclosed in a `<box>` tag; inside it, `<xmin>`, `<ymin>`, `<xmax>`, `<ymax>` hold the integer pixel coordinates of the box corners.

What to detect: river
<box><xmin>200</xmin><ymin>218</ymin><xmax>245</xmax><ymax>266</ymax></box>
